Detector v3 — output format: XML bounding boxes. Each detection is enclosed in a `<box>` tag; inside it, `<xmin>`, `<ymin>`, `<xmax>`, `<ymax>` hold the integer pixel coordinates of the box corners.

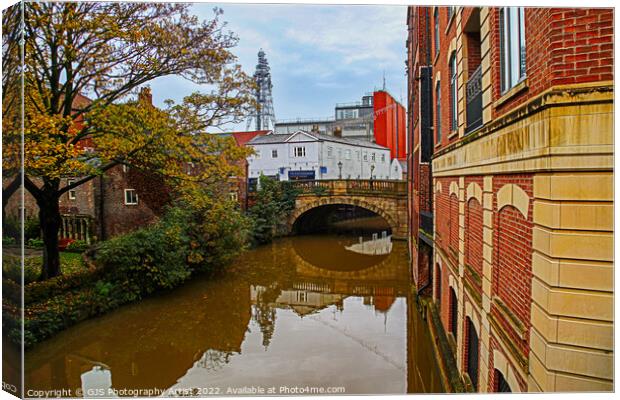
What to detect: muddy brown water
<box><xmin>23</xmin><ymin>234</ymin><xmax>443</xmax><ymax>397</ymax></box>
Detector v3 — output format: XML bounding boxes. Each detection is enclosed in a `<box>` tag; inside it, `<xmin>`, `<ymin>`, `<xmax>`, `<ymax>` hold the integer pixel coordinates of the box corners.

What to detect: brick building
<box><xmin>5</xmin><ymin>90</ymin><xmax>260</xmax><ymax>242</ymax></box>
<box><xmin>217</xmin><ymin>130</ymin><xmax>269</xmax><ymax>209</ymax></box>
<box><xmin>407</xmin><ymin>6</ymin><xmax>612</xmax><ymax>392</ymax></box>
<box><xmin>374</xmin><ymin>90</ymin><xmax>407</xmax><ymax>160</ymax></box>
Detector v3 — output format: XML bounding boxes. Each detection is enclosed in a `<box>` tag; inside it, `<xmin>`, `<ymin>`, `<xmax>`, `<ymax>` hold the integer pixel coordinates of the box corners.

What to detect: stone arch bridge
<box><xmin>287</xmin><ymin>180</ymin><xmax>408</xmax><ymax>239</ymax></box>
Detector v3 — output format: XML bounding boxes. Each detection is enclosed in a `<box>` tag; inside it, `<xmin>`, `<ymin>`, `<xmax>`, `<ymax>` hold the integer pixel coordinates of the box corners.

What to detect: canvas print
<box><xmin>1</xmin><ymin>1</ymin><xmax>614</xmax><ymax>397</ymax></box>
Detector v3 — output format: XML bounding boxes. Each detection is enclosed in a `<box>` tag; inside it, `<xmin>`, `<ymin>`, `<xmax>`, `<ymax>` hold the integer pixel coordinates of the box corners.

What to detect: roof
<box><xmin>247</xmin><ymin>130</ymin><xmax>389</xmax><ymax>151</ymax></box>
<box><xmin>216</xmin><ymin>130</ymin><xmax>270</xmax><ymax>147</ymax></box>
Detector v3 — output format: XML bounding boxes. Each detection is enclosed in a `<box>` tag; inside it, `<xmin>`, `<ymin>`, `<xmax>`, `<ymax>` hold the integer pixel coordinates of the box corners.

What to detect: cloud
<box><xmin>153</xmin><ymin>3</ymin><xmax>408</xmax><ymax>122</ymax></box>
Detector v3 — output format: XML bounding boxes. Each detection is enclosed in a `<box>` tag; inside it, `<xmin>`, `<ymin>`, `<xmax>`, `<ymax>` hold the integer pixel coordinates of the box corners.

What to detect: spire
<box><xmin>246</xmin><ymin>49</ymin><xmax>276</xmax><ymax>131</ymax></box>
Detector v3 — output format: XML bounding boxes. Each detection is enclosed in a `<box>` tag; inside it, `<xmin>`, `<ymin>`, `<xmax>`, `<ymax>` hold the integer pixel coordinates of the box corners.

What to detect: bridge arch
<box><xmin>288</xmin><ymin>197</ymin><xmax>399</xmax><ymax>237</ymax></box>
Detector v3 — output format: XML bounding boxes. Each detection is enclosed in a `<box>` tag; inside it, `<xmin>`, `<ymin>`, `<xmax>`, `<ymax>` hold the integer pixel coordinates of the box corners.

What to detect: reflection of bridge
<box><xmin>288</xmin><ymin>180</ymin><xmax>408</xmax><ymax>239</ymax></box>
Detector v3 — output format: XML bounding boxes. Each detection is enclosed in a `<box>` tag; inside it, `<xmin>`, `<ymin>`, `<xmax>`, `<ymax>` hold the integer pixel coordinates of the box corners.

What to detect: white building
<box><xmin>389</xmin><ymin>159</ymin><xmax>407</xmax><ymax>181</ymax></box>
<box><xmin>246</xmin><ymin>130</ymin><xmax>392</xmax><ymax>182</ymax></box>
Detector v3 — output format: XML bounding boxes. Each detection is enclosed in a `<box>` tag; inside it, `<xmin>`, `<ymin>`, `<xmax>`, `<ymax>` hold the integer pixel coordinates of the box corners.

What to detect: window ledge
<box><xmin>494</xmin><ymin>79</ymin><xmax>528</xmax><ymax>108</ymax></box>
<box><xmin>434</xmin><ymin>141</ymin><xmax>442</xmax><ymax>149</ymax></box>
<box><xmin>447</xmin><ymin>130</ymin><xmax>458</xmax><ymax>140</ymax></box>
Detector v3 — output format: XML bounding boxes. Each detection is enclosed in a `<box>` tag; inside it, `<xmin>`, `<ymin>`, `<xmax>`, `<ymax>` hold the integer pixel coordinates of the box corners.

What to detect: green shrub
<box><xmin>24</xmin><ymin>267</ymin><xmax>105</xmax><ymax>305</ymax></box>
<box><xmin>3</xmin><ymin>255</ymin><xmax>40</xmax><ymax>284</ymax></box>
<box><xmin>26</xmin><ymin>238</ymin><xmax>44</xmax><ymax>248</ymax></box>
<box><xmin>65</xmin><ymin>240</ymin><xmax>89</xmax><ymax>252</ymax></box>
<box><xmin>2</xmin><ymin>216</ymin><xmax>20</xmax><ymax>240</ymax></box>
<box><xmin>24</xmin><ymin>218</ymin><xmax>41</xmax><ymax>240</ymax></box>
<box><xmin>95</xmin><ymin>225</ymin><xmax>191</xmax><ymax>295</ymax></box>
<box><xmin>248</xmin><ymin>176</ymin><xmax>299</xmax><ymax>245</ymax></box>
<box><xmin>2</xmin><ymin>236</ymin><xmax>16</xmax><ymax>246</ymax></box>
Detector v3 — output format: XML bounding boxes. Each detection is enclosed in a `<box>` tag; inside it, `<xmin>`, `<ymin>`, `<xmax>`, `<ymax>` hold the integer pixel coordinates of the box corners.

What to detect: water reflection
<box><xmin>25</xmin><ymin>235</ymin><xmax>442</xmax><ymax>396</ymax></box>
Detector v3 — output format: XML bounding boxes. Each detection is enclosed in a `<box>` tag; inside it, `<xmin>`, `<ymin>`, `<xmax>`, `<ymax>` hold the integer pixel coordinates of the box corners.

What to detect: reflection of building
<box><xmin>408</xmin><ymin>6</ymin><xmax>613</xmax><ymax>393</ymax></box>
<box><xmin>247</xmin><ymin>130</ymin><xmax>391</xmax><ymax>182</ymax></box>
<box><xmin>345</xmin><ymin>234</ymin><xmax>393</xmax><ymax>256</ymax></box>
<box><xmin>251</xmin><ymin>285</ymin><xmax>345</xmax><ymax>317</ymax></box>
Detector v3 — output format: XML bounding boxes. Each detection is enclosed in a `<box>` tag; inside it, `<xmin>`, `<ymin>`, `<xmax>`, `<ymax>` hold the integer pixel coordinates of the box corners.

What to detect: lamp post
<box><xmin>338</xmin><ymin>161</ymin><xmax>343</xmax><ymax>179</ymax></box>
<box><xmin>370</xmin><ymin>164</ymin><xmax>375</xmax><ymax>189</ymax></box>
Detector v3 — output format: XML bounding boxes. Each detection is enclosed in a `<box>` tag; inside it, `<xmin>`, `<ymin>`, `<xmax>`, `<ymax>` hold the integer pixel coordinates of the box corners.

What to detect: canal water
<box><xmin>24</xmin><ymin>233</ymin><xmax>443</xmax><ymax>396</ymax></box>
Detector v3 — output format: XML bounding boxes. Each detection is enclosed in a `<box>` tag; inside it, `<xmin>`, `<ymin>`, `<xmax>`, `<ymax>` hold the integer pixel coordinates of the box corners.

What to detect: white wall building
<box><xmin>247</xmin><ymin>131</ymin><xmax>392</xmax><ymax>182</ymax></box>
<box><xmin>389</xmin><ymin>159</ymin><xmax>407</xmax><ymax>181</ymax></box>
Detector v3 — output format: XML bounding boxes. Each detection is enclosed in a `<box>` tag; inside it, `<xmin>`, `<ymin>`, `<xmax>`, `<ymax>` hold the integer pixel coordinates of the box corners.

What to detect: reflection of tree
<box><xmin>195</xmin><ymin>349</ymin><xmax>233</xmax><ymax>371</ymax></box>
<box><xmin>251</xmin><ymin>284</ymin><xmax>281</xmax><ymax>349</ymax></box>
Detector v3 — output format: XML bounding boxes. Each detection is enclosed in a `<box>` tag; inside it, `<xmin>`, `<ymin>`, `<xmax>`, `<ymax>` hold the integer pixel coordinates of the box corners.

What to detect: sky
<box><xmin>149</xmin><ymin>3</ymin><xmax>408</xmax><ymax>131</ymax></box>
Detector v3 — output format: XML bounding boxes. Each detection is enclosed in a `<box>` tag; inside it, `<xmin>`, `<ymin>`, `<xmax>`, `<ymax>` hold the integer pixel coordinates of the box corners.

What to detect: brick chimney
<box><xmin>138</xmin><ymin>86</ymin><xmax>153</xmax><ymax>106</ymax></box>
<box><xmin>333</xmin><ymin>126</ymin><xmax>343</xmax><ymax>138</ymax></box>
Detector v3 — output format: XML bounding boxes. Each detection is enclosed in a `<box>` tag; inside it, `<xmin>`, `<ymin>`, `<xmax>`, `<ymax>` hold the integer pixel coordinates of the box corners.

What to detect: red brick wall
<box><xmin>491</xmin><ymin>7</ymin><xmax>613</xmax><ymax>118</ymax></box>
<box><xmin>491</xmin><ymin>174</ymin><xmax>534</xmax><ymax>356</ymax></box>
<box><xmin>435</xmin><ymin>177</ymin><xmax>456</xmax><ymax>255</ymax></box>
<box><xmin>100</xmin><ymin>165</ymin><xmax>163</xmax><ymax>239</ymax></box>
<box><xmin>59</xmin><ymin>178</ymin><xmax>97</xmax><ymax>216</ymax></box>
<box><xmin>465</xmin><ymin>197</ymin><xmax>484</xmax><ymax>281</ymax></box>
<box><xmin>449</xmin><ymin>193</ymin><xmax>459</xmax><ymax>262</ymax></box>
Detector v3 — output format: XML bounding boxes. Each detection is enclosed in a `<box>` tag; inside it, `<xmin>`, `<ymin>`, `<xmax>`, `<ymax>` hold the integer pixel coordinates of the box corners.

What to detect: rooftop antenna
<box><xmin>246</xmin><ymin>49</ymin><xmax>276</xmax><ymax>131</ymax></box>
<box><xmin>382</xmin><ymin>71</ymin><xmax>386</xmax><ymax>91</ymax></box>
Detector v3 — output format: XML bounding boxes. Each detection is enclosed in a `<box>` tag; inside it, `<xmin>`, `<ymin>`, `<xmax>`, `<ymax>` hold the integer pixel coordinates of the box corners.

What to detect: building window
<box><xmin>435</xmin><ymin>81</ymin><xmax>442</xmax><ymax>143</ymax></box>
<box><xmin>466</xmin><ymin>318</ymin><xmax>480</xmax><ymax>391</ymax></box>
<box><xmin>124</xmin><ymin>189</ymin><xmax>138</xmax><ymax>205</ymax></box>
<box><xmin>449</xmin><ymin>52</ymin><xmax>458</xmax><ymax>131</ymax></box>
<box><xmin>122</xmin><ymin>164</ymin><xmax>129</xmax><ymax>173</ymax></box>
<box><xmin>499</xmin><ymin>7</ymin><xmax>526</xmax><ymax>93</ymax></box>
<box><xmin>271</xmin><ymin>149</ymin><xmax>278</xmax><ymax>158</ymax></box>
<box><xmin>450</xmin><ymin>288</ymin><xmax>458</xmax><ymax>339</ymax></box>
<box><xmin>255</xmin><ymin>149</ymin><xmax>261</xmax><ymax>159</ymax></box>
<box><xmin>363</xmin><ymin>152</ymin><xmax>368</xmax><ymax>161</ymax></box>
<box><xmin>495</xmin><ymin>370</ymin><xmax>512</xmax><ymax>392</ymax></box>
<box><xmin>327</xmin><ymin>146</ymin><xmax>333</xmax><ymax>158</ymax></box>
<box><xmin>381</xmin><ymin>154</ymin><xmax>386</xmax><ymax>162</ymax></box>
<box><xmin>229</xmin><ymin>191</ymin><xmax>239</xmax><ymax>202</ymax></box>
<box><xmin>434</xmin><ymin>7</ymin><xmax>440</xmax><ymax>59</ymax></box>
<box><xmin>67</xmin><ymin>179</ymin><xmax>76</xmax><ymax>200</ymax></box>
<box><xmin>345</xmin><ymin>150</ymin><xmax>351</xmax><ymax>159</ymax></box>
<box><xmin>371</xmin><ymin>152</ymin><xmax>375</xmax><ymax>161</ymax></box>
<box><xmin>294</xmin><ymin>146</ymin><xmax>306</xmax><ymax>157</ymax></box>
<box><xmin>186</xmin><ymin>162</ymin><xmax>194</xmax><ymax>175</ymax></box>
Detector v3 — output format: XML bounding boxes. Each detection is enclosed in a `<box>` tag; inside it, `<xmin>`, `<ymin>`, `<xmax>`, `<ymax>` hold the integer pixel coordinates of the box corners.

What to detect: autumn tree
<box><xmin>2</xmin><ymin>2</ymin><xmax>255</xmax><ymax>279</ymax></box>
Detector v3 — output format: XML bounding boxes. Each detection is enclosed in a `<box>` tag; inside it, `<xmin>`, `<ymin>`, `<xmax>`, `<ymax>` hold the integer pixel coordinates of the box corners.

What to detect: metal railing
<box><xmin>289</xmin><ymin>179</ymin><xmax>407</xmax><ymax>197</ymax></box>
<box><xmin>466</xmin><ymin>65</ymin><xmax>483</xmax><ymax>133</ymax></box>
<box><xmin>59</xmin><ymin>214</ymin><xmax>94</xmax><ymax>244</ymax></box>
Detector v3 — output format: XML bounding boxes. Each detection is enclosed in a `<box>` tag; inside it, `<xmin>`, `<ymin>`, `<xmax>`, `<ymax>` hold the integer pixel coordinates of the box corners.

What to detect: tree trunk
<box><xmin>37</xmin><ymin>191</ymin><xmax>62</xmax><ymax>280</ymax></box>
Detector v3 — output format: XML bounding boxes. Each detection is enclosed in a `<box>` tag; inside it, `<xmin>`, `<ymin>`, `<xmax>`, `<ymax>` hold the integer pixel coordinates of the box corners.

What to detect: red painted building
<box><xmin>407</xmin><ymin>6</ymin><xmax>613</xmax><ymax>393</ymax></box>
<box><xmin>373</xmin><ymin>90</ymin><xmax>407</xmax><ymax>160</ymax></box>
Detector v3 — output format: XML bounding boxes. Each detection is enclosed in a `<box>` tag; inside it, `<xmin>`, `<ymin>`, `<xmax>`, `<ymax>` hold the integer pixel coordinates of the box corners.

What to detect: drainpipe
<box><xmin>98</xmin><ymin>175</ymin><xmax>106</xmax><ymax>241</ymax></box>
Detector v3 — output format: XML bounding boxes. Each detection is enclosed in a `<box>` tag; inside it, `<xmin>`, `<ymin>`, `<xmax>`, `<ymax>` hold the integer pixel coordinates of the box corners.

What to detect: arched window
<box><xmin>495</xmin><ymin>369</ymin><xmax>512</xmax><ymax>392</ymax></box>
<box><xmin>449</xmin><ymin>52</ymin><xmax>458</xmax><ymax>131</ymax></box>
<box><xmin>436</xmin><ymin>264</ymin><xmax>442</xmax><ymax>310</ymax></box>
<box><xmin>435</xmin><ymin>82</ymin><xmax>441</xmax><ymax>142</ymax></box>
<box><xmin>449</xmin><ymin>288</ymin><xmax>458</xmax><ymax>339</ymax></box>
<box><xmin>466</xmin><ymin>317</ymin><xmax>479</xmax><ymax>390</ymax></box>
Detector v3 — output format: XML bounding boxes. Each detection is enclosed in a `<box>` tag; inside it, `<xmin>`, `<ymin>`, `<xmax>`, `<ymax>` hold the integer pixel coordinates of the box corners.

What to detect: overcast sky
<box><xmin>149</xmin><ymin>3</ymin><xmax>408</xmax><ymax>130</ymax></box>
